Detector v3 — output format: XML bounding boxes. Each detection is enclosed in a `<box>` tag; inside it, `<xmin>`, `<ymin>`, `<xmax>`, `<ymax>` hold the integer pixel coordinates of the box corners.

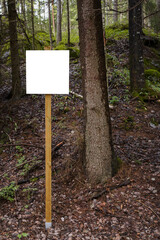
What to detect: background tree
<box><xmin>31</xmin><ymin>0</ymin><xmax>35</xmax><ymax>49</ymax></box>
<box><xmin>7</xmin><ymin>0</ymin><xmax>21</xmax><ymax>98</ymax></box>
<box><xmin>57</xmin><ymin>0</ymin><xmax>62</xmax><ymax>43</ymax></box>
<box><xmin>128</xmin><ymin>0</ymin><xmax>145</xmax><ymax>91</ymax></box>
<box><xmin>77</xmin><ymin>0</ymin><xmax>117</xmax><ymax>183</ymax></box>
<box><xmin>66</xmin><ymin>0</ymin><xmax>70</xmax><ymax>46</ymax></box>
<box><xmin>52</xmin><ymin>0</ymin><xmax>56</xmax><ymax>35</ymax></box>
<box><xmin>48</xmin><ymin>0</ymin><xmax>53</xmax><ymax>49</ymax></box>
<box><xmin>113</xmin><ymin>0</ymin><xmax>118</xmax><ymax>22</ymax></box>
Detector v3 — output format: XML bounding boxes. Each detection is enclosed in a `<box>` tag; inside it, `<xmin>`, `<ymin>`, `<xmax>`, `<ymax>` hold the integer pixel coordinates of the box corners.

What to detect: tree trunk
<box><xmin>0</xmin><ymin>15</ymin><xmax>2</xmax><ymax>85</ymax></box>
<box><xmin>3</xmin><ymin>0</ymin><xmax>7</xmax><ymax>15</ymax></box>
<box><xmin>7</xmin><ymin>0</ymin><xmax>21</xmax><ymax>98</ymax></box>
<box><xmin>113</xmin><ymin>0</ymin><xmax>118</xmax><ymax>22</ymax></box>
<box><xmin>129</xmin><ymin>0</ymin><xmax>145</xmax><ymax>91</ymax></box>
<box><xmin>52</xmin><ymin>0</ymin><xmax>56</xmax><ymax>35</ymax></box>
<box><xmin>66</xmin><ymin>0</ymin><xmax>70</xmax><ymax>46</ymax></box>
<box><xmin>57</xmin><ymin>0</ymin><xmax>62</xmax><ymax>44</ymax></box>
<box><xmin>77</xmin><ymin>0</ymin><xmax>117</xmax><ymax>184</ymax></box>
<box><xmin>48</xmin><ymin>0</ymin><xmax>53</xmax><ymax>49</ymax></box>
<box><xmin>20</xmin><ymin>0</ymin><xmax>26</xmax><ymax>28</ymax></box>
<box><xmin>157</xmin><ymin>0</ymin><xmax>160</xmax><ymax>9</ymax></box>
<box><xmin>31</xmin><ymin>0</ymin><xmax>35</xmax><ymax>49</ymax></box>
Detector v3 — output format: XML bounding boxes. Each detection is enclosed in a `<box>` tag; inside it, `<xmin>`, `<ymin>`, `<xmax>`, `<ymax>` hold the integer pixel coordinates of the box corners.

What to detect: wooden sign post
<box><xmin>26</xmin><ymin>50</ymin><xmax>69</xmax><ymax>229</ymax></box>
<box><xmin>45</xmin><ymin>94</ymin><xmax>52</xmax><ymax>228</ymax></box>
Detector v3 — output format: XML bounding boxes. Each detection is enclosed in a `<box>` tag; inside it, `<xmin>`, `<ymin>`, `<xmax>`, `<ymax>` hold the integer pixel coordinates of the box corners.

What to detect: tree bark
<box><xmin>57</xmin><ymin>0</ymin><xmax>62</xmax><ymax>44</ymax></box>
<box><xmin>48</xmin><ymin>0</ymin><xmax>53</xmax><ymax>49</ymax></box>
<box><xmin>129</xmin><ymin>0</ymin><xmax>145</xmax><ymax>91</ymax></box>
<box><xmin>0</xmin><ymin>15</ymin><xmax>2</xmax><ymax>85</ymax></box>
<box><xmin>7</xmin><ymin>0</ymin><xmax>21</xmax><ymax>98</ymax></box>
<box><xmin>77</xmin><ymin>0</ymin><xmax>117</xmax><ymax>184</ymax></box>
<box><xmin>113</xmin><ymin>0</ymin><xmax>118</xmax><ymax>22</ymax></box>
<box><xmin>31</xmin><ymin>0</ymin><xmax>35</xmax><ymax>49</ymax></box>
<box><xmin>3</xmin><ymin>0</ymin><xmax>7</xmax><ymax>15</ymax></box>
<box><xmin>66</xmin><ymin>0</ymin><xmax>70</xmax><ymax>46</ymax></box>
<box><xmin>52</xmin><ymin>0</ymin><xmax>56</xmax><ymax>35</ymax></box>
<box><xmin>20</xmin><ymin>0</ymin><xmax>26</xmax><ymax>28</ymax></box>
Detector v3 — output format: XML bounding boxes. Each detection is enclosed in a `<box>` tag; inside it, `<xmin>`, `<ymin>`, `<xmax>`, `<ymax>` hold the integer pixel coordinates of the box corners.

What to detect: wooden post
<box><xmin>45</xmin><ymin>94</ymin><xmax>52</xmax><ymax>229</ymax></box>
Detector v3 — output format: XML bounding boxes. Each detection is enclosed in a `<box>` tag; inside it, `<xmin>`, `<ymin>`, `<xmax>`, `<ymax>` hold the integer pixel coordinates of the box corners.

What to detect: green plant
<box><xmin>16</xmin><ymin>155</ymin><xmax>25</xmax><ymax>167</ymax></box>
<box><xmin>0</xmin><ymin>182</ymin><xmax>19</xmax><ymax>202</ymax></box>
<box><xmin>145</xmin><ymin>69</ymin><xmax>160</xmax><ymax>82</ymax></box>
<box><xmin>123</xmin><ymin>116</ymin><xmax>135</xmax><ymax>130</ymax></box>
<box><xmin>23</xmin><ymin>188</ymin><xmax>37</xmax><ymax>200</ymax></box>
<box><xmin>16</xmin><ymin>146</ymin><xmax>24</xmax><ymax>152</ymax></box>
<box><xmin>110</xmin><ymin>96</ymin><xmax>119</xmax><ymax>105</ymax></box>
<box><xmin>17</xmin><ymin>233</ymin><xmax>29</xmax><ymax>239</ymax></box>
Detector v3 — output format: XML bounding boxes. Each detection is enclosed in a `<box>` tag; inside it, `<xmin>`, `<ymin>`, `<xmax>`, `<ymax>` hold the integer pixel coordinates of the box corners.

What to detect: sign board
<box><xmin>26</xmin><ymin>50</ymin><xmax>69</xmax><ymax>229</ymax></box>
<box><xmin>26</xmin><ymin>50</ymin><xmax>69</xmax><ymax>94</ymax></box>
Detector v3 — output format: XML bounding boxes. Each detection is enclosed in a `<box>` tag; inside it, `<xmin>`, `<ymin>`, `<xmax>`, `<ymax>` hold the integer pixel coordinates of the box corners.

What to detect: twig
<box><xmin>137</xmin><ymin>200</ymin><xmax>160</xmax><ymax>220</ymax></box>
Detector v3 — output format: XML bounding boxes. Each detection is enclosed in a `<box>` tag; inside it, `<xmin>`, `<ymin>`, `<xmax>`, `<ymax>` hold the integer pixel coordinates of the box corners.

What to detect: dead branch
<box><xmin>91</xmin><ymin>179</ymin><xmax>131</xmax><ymax>200</ymax></box>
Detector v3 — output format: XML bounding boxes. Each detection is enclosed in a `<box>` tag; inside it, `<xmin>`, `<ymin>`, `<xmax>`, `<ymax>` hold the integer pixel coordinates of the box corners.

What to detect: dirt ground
<box><xmin>0</xmin><ymin>53</ymin><xmax>160</xmax><ymax>240</ymax></box>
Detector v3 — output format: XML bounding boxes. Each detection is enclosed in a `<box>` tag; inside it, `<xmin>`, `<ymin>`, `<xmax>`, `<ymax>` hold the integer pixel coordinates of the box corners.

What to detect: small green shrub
<box><xmin>0</xmin><ymin>182</ymin><xmax>19</xmax><ymax>202</ymax></box>
<box><xmin>110</xmin><ymin>96</ymin><xmax>119</xmax><ymax>105</ymax></box>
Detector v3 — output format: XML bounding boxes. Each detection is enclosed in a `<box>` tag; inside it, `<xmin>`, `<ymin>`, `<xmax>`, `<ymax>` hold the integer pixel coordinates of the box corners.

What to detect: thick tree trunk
<box><xmin>66</xmin><ymin>0</ymin><xmax>70</xmax><ymax>46</ymax></box>
<box><xmin>7</xmin><ymin>0</ymin><xmax>21</xmax><ymax>98</ymax></box>
<box><xmin>129</xmin><ymin>0</ymin><xmax>145</xmax><ymax>91</ymax></box>
<box><xmin>52</xmin><ymin>0</ymin><xmax>56</xmax><ymax>35</ymax></box>
<box><xmin>31</xmin><ymin>0</ymin><xmax>35</xmax><ymax>49</ymax></box>
<box><xmin>48</xmin><ymin>0</ymin><xmax>53</xmax><ymax>49</ymax></box>
<box><xmin>77</xmin><ymin>0</ymin><xmax>116</xmax><ymax>183</ymax></box>
<box><xmin>113</xmin><ymin>0</ymin><xmax>118</xmax><ymax>22</ymax></box>
<box><xmin>57</xmin><ymin>0</ymin><xmax>62</xmax><ymax>44</ymax></box>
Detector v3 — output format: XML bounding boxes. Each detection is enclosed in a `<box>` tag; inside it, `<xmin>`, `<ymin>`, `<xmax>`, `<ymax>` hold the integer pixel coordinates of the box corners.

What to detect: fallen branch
<box><xmin>70</xmin><ymin>90</ymin><xmax>83</xmax><ymax>99</ymax></box>
<box><xmin>91</xmin><ymin>179</ymin><xmax>131</xmax><ymax>200</ymax></box>
<box><xmin>69</xmin><ymin>91</ymin><xmax>113</xmax><ymax>109</ymax></box>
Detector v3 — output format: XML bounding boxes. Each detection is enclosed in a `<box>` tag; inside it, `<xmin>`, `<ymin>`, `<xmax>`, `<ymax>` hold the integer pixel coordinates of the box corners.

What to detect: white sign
<box><xmin>26</xmin><ymin>50</ymin><xmax>69</xmax><ymax>94</ymax></box>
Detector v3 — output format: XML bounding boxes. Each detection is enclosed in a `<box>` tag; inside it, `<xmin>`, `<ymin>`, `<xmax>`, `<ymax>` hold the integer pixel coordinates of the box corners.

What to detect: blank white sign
<box><xmin>26</xmin><ymin>50</ymin><xmax>69</xmax><ymax>94</ymax></box>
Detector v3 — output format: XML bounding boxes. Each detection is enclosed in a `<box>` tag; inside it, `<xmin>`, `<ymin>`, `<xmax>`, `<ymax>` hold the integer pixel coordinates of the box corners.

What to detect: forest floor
<box><xmin>0</xmin><ymin>40</ymin><xmax>160</xmax><ymax>240</ymax></box>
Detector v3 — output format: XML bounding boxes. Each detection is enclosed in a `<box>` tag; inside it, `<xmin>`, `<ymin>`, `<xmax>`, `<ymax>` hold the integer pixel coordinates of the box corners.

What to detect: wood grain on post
<box><xmin>45</xmin><ymin>94</ymin><xmax>52</xmax><ymax>225</ymax></box>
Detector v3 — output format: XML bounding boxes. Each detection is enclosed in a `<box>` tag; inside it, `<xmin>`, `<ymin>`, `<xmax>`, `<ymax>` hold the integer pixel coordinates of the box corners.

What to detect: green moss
<box><xmin>144</xmin><ymin>57</ymin><xmax>160</xmax><ymax>72</ymax></box>
<box><xmin>105</xmin><ymin>22</ymin><xmax>129</xmax><ymax>41</ymax></box>
<box><xmin>145</xmin><ymin>69</ymin><xmax>160</xmax><ymax>82</ymax></box>
<box><xmin>54</xmin><ymin>44</ymin><xmax>80</xmax><ymax>59</ymax></box>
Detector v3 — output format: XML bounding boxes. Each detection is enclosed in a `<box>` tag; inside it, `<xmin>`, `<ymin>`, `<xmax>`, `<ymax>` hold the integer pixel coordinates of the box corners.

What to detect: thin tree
<box><xmin>7</xmin><ymin>0</ymin><xmax>21</xmax><ymax>98</ymax></box>
<box><xmin>66</xmin><ymin>0</ymin><xmax>70</xmax><ymax>46</ymax></box>
<box><xmin>77</xmin><ymin>0</ymin><xmax>117</xmax><ymax>183</ymax></box>
<box><xmin>20</xmin><ymin>0</ymin><xmax>26</xmax><ymax>28</ymax></box>
<box><xmin>52</xmin><ymin>0</ymin><xmax>56</xmax><ymax>35</ymax></box>
<box><xmin>113</xmin><ymin>0</ymin><xmax>118</xmax><ymax>22</ymax></box>
<box><xmin>31</xmin><ymin>0</ymin><xmax>35</xmax><ymax>49</ymax></box>
<box><xmin>57</xmin><ymin>0</ymin><xmax>62</xmax><ymax>44</ymax></box>
<box><xmin>3</xmin><ymin>0</ymin><xmax>7</xmax><ymax>15</ymax></box>
<box><xmin>48</xmin><ymin>0</ymin><xmax>53</xmax><ymax>49</ymax></box>
<box><xmin>129</xmin><ymin>0</ymin><xmax>145</xmax><ymax>91</ymax></box>
<box><xmin>0</xmin><ymin>15</ymin><xmax>2</xmax><ymax>85</ymax></box>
